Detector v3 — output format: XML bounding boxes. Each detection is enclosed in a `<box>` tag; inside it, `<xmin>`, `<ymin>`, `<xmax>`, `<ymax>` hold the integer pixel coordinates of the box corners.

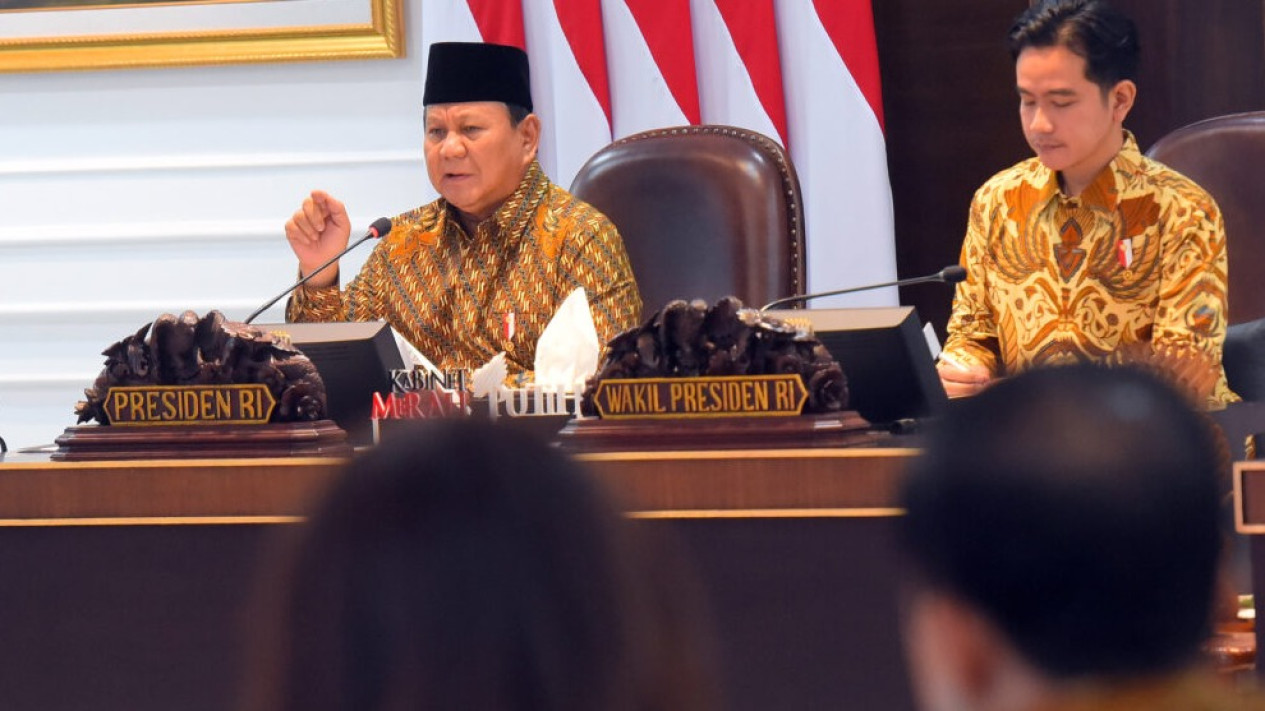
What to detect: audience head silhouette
<box><xmin>900</xmin><ymin>364</ymin><xmax>1227</xmax><ymax>711</ymax></box>
<box><xmin>244</xmin><ymin>418</ymin><xmax>716</xmax><ymax>711</ymax></box>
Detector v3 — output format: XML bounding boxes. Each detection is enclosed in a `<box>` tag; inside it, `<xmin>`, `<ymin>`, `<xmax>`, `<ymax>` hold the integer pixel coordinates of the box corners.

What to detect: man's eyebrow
<box><xmin>1016</xmin><ymin>87</ymin><xmax>1079</xmax><ymax>97</ymax></box>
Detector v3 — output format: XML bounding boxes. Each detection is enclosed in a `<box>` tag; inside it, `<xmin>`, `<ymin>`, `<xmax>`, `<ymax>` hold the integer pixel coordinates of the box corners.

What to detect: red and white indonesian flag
<box><xmin>421</xmin><ymin>0</ymin><xmax>897</xmax><ymax>306</ymax></box>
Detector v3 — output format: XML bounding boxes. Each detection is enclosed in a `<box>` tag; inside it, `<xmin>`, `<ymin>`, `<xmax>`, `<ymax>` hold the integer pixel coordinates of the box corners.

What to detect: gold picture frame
<box><xmin>0</xmin><ymin>0</ymin><xmax>404</xmax><ymax>73</ymax></box>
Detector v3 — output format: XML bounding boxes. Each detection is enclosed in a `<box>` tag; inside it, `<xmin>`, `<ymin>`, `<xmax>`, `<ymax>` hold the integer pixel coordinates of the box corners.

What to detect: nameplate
<box><xmin>592</xmin><ymin>375</ymin><xmax>807</xmax><ymax>419</ymax></box>
<box><xmin>103</xmin><ymin>385</ymin><xmax>277</xmax><ymax>426</ymax></box>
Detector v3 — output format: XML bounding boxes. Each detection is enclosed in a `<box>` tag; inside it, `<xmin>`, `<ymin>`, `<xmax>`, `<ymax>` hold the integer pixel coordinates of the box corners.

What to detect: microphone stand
<box><xmin>760</xmin><ymin>266</ymin><xmax>966</xmax><ymax>312</ymax></box>
<box><xmin>244</xmin><ymin>218</ymin><xmax>391</xmax><ymax>324</ymax></box>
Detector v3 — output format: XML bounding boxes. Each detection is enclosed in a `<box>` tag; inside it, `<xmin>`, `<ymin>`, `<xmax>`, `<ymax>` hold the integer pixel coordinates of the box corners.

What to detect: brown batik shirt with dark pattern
<box><xmin>287</xmin><ymin>161</ymin><xmax>642</xmax><ymax>375</ymax></box>
<box><xmin>943</xmin><ymin>132</ymin><xmax>1237</xmax><ymax>407</ymax></box>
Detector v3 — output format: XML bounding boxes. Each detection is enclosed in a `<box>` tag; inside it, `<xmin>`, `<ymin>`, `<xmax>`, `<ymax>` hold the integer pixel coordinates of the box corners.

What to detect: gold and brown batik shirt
<box><xmin>287</xmin><ymin>161</ymin><xmax>642</xmax><ymax>375</ymax></box>
<box><xmin>943</xmin><ymin>132</ymin><xmax>1236</xmax><ymax>408</ymax></box>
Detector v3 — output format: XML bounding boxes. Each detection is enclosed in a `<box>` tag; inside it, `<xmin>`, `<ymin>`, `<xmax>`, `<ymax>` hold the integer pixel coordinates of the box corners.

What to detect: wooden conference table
<box><xmin>1234</xmin><ymin>460</ymin><xmax>1265</xmax><ymax>670</ymax></box>
<box><xmin>0</xmin><ymin>442</ymin><xmax>920</xmax><ymax>711</ymax></box>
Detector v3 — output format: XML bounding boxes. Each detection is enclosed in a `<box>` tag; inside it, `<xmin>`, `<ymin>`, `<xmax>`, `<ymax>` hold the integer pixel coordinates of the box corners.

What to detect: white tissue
<box><xmin>533</xmin><ymin>287</ymin><xmax>600</xmax><ymax>390</ymax></box>
<box><xmin>392</xmin><ymin>326</ymin><xmax>443</xmax><ymax>378</ymax></box>
<box><xmin>471</xmin><ymin>352</ymin><xmax>509</xmax><ymax>398</ymax></box>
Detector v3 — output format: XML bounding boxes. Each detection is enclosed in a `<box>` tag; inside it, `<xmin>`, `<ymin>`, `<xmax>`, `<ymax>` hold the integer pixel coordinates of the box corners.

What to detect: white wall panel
<box><xmin>0</xmin><ymin>2</ymin><xmax>438</xmax><ymax>450</ymax></box>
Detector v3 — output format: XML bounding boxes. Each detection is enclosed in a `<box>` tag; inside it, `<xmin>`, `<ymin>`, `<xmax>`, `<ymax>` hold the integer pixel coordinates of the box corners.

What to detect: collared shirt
<box><xmin>1030</xmin><ymin>671</ymin><xmax>1264</xmax><ymax>711</ymax></box>
<box><xmin>944</xmin><ymin>132</ymin><xmax>1236</xmax><ymax>407</ymax></box>
<box><xmin>287</xmin><ymin>161</ymin><xmax>642</xmax><ymax>375</ymax></box>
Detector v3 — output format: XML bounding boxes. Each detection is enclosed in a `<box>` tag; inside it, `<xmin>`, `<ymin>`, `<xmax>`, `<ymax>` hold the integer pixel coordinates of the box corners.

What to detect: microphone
<box><xmin>243</xmin><ymin>217</ymin><xmax>393</xmax><ymax>324</ymax></box>
<box><xmin>760</xmin><ymin>265</ymin><xmax>966</xmax><ymax>311</ymax></box>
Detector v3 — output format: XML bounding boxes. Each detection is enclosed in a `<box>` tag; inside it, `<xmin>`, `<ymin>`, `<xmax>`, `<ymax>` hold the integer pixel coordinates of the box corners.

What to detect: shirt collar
<box><xmin>1030</xmin><ymin>671</ymin><xmax>1245</xmax><ymax>711</ymax></box>
<box><xmin>1034</xmin><ymin>130</ymin><xmax>1140</xmax><ymax>213</ymax></box>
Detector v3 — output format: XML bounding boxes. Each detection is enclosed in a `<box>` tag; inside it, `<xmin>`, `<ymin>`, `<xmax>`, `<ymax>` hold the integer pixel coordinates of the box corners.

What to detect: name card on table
<box><xmin>591</xmin><ymin>374</ymin><xmax>807</xmax><ymax>419</ymax></box>
<box><xmin>103</xmin><ymin>385</ymin><xmax>276</xmax><ymax>426</ymax></box>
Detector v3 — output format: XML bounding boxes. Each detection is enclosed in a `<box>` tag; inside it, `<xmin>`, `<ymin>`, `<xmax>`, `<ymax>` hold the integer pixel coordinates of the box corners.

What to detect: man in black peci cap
<box><xmin>283</xmin><ymin>42</ymin><xmax>641</xmax><ymax>377</ymax></box>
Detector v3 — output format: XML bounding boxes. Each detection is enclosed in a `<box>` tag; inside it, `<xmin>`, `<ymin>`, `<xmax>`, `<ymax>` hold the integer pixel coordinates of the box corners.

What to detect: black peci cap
<box><xmin>423</xmin><ymin>42</ymin><xmax>533</xmax><ymax>112</ymax></box>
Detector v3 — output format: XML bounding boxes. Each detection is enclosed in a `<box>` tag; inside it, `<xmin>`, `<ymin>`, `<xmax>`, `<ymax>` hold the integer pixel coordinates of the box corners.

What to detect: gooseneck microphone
<box><xmin>243</xmin><ymin>217</ymin><xmax>393</xmax><ymax>324</ymax></box>
<box><xmin>760</xmin><ymin>265</ymin><xmax>967</xmax><ymax>311</ymax></box>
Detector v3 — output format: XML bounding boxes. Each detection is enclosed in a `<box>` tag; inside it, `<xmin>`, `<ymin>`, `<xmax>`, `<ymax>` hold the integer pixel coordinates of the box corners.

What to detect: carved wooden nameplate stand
<box><xmin>53</xmin><ymin>420</ymin><xmax>351</xmax><ymax>461</ymax></box>
<box><xmin>555</xmin><ymin>410</ymin><xmax>884</xmax><ymax>453</ymax></box>
<box><xmin>67</xmin><ymin>311</ymin><xmax>355</xmax><ymax>461</ymax></box>
<box><xmin>557</xmin><ymin>375</ymin><xmax>884</xmax><ymax>452</ymax></box>
<box><xmin>59</xmin><ymin>382</ymin><xmax>352</xmax><ymax>460</ymax></box>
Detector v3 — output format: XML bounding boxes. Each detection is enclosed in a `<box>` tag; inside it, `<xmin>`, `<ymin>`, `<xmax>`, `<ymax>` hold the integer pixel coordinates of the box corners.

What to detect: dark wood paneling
<box><xmin>0</xmin><ymin>524</ymin><xmax>275</xmax><ymax>711</ymax></box>
<box><xmin>664</xmin><ymin>517</ymin><xmax>914</xmax><ymax>711</ymax></box>
<box><xmin>875</xmin><ymin>0</ymin><xmax>1265</xmax><ymax>336</ymax></box>
<box><xmin>874</xmin><ymin>1</ymin><xmax>1031</xmax><ymax>334</ymax></box>
<box><xmin>0</xmin><ymin>451</ymin><xmax>919</xmax><ymax>711</ymax></box>
<box><xmin>1116</xmin><ymin>0</ymin><xmax>1265</xmax><ymax>148</ymax></box>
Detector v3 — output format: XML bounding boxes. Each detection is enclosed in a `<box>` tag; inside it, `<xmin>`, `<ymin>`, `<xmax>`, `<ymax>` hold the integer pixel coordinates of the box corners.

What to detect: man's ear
<box><xmin>518</xmin><ymin>113</ymin><xmax>541</xmax><ymax>165</ymax></box>
<box><xmin>905</xmin><ymin>592</ymin><xmax>1009</xmax><ymax>711</ymax></box>
<box><xmin>1110</xmin><ymin>80</ymin><xmax>1136</xmax><ymax>124</ymax></box>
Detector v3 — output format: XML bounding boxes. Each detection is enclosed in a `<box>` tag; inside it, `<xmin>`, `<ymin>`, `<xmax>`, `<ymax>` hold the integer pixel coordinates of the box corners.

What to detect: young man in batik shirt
<box><xmin>938</xmin><ymin>0</ymin><xmax>1236</xmax><ymax>408</ymax></box>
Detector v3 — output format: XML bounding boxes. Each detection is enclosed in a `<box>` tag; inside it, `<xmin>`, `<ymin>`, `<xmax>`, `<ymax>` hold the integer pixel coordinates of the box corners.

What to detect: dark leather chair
<box><xmin>1147</xmin><ymin>112</ymin><xmax>1265</xmax><ymax>326</ymax></box>
<box><xmin>1151</xmin><ymin>117</ymin><xmax>1265</xmax><ymax>676</ymax></box>
<box><xmin>1149</xmin><ymin>112</ymin><xmax>1265</xmax><ymax>454</ymax></box>
<box><xmin>569</xmin><ymin>125</ymin><xmax>806</xmax><ymax>318</ymax></box>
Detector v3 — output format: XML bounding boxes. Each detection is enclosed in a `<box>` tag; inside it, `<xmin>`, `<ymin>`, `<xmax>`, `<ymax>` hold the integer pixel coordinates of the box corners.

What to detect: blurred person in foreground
<box><xmin>899</xmin><ymin>363</ymin><xmax>1260</xmax><ymax>711</ymax></box>
<box><xmin>242</xmin><ymin>419</ymin><xmax>717</xmax><ymax>711</ymax></box>
<box><xmin>938</xmin><ymin>0</ymin><xmax>1236</xmax><ymax>409</ymax></box>
<box><xmin>284</xmin><ymin>42</ymin><xmax>641</xmax><ymax>376</ymax></box>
